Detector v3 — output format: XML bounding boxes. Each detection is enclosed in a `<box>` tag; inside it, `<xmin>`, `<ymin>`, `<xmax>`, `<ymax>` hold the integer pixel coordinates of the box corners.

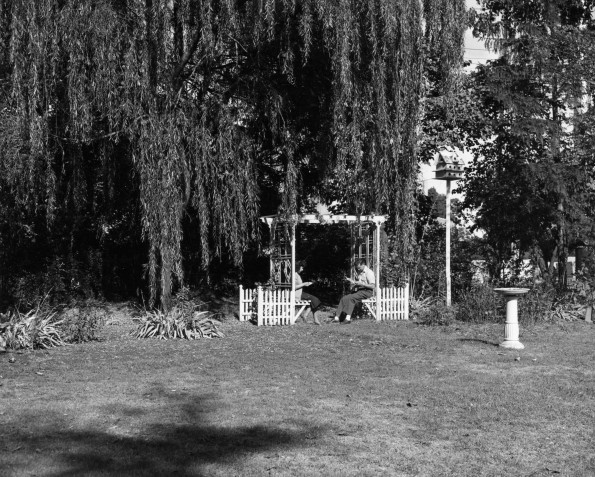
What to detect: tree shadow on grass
<box><xmin>1</xmin><ymin>389</ymin><xmax>323</xmax><ymax>476</ymax></box>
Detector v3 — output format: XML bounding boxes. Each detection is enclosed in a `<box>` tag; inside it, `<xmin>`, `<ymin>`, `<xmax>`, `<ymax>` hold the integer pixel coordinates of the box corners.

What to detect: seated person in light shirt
<box><xmin>331</xmin><ymin>258</ymin><xmax>374</xmax><ymax>324</ymax></box>
<box><xmin>294</xmin><ymin>260</ymin><xmax>322</xmax><ymax>325</ymax></box>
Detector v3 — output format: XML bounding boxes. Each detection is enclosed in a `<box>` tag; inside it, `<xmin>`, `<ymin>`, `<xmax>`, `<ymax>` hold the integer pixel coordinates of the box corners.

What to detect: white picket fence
<box><xmin>239</xmin><ymin>285</ymin><xmax>258</xmax><ymax>322</ymax></box>
<box><xmin>362</xmin><ymin>284</ymin><xmax>409</xmax><ymax>321</ymax></box>
<box><xmin>239</xmin><ymin>285</ymin><xmax>310</xmax><ymax>326</ymax></box>
<box><xmin>258</xmin><ymin>288</ymin><xmax>293</xmax><ymax>326</ymax></box>
<box><xmin>240</xmin><ymin>283</ymin><xmax>409</xmax><ymax>325</ymax></box>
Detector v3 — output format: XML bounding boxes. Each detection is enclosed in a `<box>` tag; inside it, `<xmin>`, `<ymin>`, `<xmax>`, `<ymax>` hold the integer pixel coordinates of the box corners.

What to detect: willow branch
<box><xmin>171</xmin><ymin>27</ymin><xmax>202</xmax><ymax>89</ymax></box>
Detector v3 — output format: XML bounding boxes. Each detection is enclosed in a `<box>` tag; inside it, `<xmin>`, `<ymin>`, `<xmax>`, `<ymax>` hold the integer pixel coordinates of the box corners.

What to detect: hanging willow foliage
<box><xmin>0</xmin><ymin>0</ymin><xmax>466</xmax><ymax>307</ymax></box>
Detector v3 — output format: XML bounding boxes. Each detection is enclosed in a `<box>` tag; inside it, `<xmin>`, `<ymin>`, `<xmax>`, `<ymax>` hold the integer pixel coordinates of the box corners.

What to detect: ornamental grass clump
<box><xmin>536</xmin><ymin>276</ymin><xmax>594</xmax><ymax>323</ymax></box>
<box><xmin>518</xmin><ymin>280</ymin><xmax>593</xmax><ymax>325</ymax></box>
<box><xmin>0</xmin><ymin>308</ymin><xmax>65</xmax><ymax>350</ymax></box>
<box><xmin>134</xmin><ymin>307</ymin><xmax>223</xmax><ymax>340</ymax></box>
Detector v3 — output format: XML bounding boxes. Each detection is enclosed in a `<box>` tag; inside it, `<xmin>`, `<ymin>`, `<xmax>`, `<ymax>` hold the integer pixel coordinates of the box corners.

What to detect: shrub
<box><xmin>454</xmin><ymin>282</ymin><xmax>584</xmax><ymax>325</ymax></box>
<box><xmin>456</xmin><ymin>284</ymin><xmax>502</xmax><ymax>323</ymax></box>
<box><xmin>59</xmin><ymin>304</ymin><xmax>107</xmax><ymax>343</ymax></box>
<box><xmin>0</xmin><ymin>298</ymin><xmax>108</xmax><ymax>349</ymax></box>
<box><xmin>532</xmin><ymin>275</ymin><xmax>595</xmax><ymax>323</ymax></box>
<box><xmin>416</xmin><ymin>299</ymin><xmax>457</xmax><ymax>326</ymax></box>
<box><xmin>519</xmin><ymin>285</ymin><xmax>555</xmax><ymax>325</ymax></box>
<box><xmin>517</xmin><ymin>281</ymin><xmax>590</xmax><ymax>325</ymax></box>
<box><xmin>409</xmin><ymin>296</ymin><xmax>434</xmax><ymax>321</ymax></box>
<box><xmin>134</xmin><ymin>286</ymin><xmax>223</xmax><ymax>340</ymax></box>
<box><xmin>133</xmin><ymin>307</ymin><xmax>224</xmax><ymax>340</ymax></box>
<box><xmin>0</xmin><ymin>308</ymin><xmax>65</xmax><ymax>350</ymax></box>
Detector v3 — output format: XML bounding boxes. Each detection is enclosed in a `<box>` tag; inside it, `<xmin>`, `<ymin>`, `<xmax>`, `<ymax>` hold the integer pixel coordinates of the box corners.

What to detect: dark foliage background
<box><xmin>0</xmin><ymin>0</ymin><xmax>466</xmax><ymax>309</ymax></box>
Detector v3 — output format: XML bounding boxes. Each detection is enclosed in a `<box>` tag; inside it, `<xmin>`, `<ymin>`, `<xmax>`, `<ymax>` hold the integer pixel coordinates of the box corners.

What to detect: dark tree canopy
<box><xmin>0</xmin><ymin>0</ymin><xmax>466</xmax><ymax>308</ymax></box>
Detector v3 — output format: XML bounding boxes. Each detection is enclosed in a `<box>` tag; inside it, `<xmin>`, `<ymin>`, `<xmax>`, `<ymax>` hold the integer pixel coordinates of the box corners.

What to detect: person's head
<box><xmin>296</xmin><ymin>260</ymin><xmax>306</xmax><ymax>272</ymax></box>
<box><xmin>354</xmin><ymin>259</ymin><xmax>367</xmax><ymax>273</ymax></box>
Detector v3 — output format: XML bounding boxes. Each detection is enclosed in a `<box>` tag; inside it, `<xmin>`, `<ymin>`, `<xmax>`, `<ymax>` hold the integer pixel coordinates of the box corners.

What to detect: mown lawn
<box><xmin>1</xmin><ymin>307</ymin><xmax>594</xmax><ymax>476</ymax></box>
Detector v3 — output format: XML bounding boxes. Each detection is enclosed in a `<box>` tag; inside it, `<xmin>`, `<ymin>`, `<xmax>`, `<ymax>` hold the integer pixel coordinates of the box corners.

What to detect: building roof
<box><xmin>437</xmin><ymin>149</ymin><xmax>465</xmax><ymax>166</ymax></box>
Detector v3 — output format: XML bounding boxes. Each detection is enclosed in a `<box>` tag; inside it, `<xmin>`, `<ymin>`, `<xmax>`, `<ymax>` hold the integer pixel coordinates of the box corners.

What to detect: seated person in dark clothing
<box><xmin>294</xmin><ymin>260</ymin><xmax>322</xmax><ymax>325</ymax></box>
<box><xmin>331</xmin><ymin>259</ymin><xmax>375</xmax><ymax>324</ymax></box>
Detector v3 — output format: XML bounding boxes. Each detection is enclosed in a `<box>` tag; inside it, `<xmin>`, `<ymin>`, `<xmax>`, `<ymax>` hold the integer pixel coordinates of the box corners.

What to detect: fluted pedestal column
<box><xmin>494</xmin><ymin>288</ymin><xmax>529</xmax><ymax>350</ymax></box>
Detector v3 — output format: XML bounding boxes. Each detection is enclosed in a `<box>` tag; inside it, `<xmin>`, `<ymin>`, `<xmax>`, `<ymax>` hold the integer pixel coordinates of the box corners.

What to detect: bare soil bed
<box><xmin>1</xmin><ymin>305</ymin><xmax>594</xmax><ymax>476</ymax></box>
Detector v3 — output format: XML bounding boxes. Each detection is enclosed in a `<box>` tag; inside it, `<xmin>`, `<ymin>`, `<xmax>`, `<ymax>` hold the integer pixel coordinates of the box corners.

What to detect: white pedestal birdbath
<box><xmin>494</xmin><ymin>288</ymin><xmax>530</xmax><ymax>350</ymax></box>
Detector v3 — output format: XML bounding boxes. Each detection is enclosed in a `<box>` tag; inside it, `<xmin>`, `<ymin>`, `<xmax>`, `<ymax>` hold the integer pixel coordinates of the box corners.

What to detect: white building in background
<box><xmin>471</xmin><ymin>255</ymin><xmax>580</xmax><ymax>285</ymax></box>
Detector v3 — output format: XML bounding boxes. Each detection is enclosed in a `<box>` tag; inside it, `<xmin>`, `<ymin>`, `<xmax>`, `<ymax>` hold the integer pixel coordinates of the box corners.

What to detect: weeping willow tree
<box><xmin>0</xmin><ymin>0</ymin><xmax>466</xmax><ymax>308</ymax></box>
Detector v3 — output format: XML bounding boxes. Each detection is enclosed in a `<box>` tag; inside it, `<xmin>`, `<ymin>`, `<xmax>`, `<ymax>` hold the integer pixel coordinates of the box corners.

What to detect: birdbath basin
<box><xmin>494</xmin><ymin>288</ymin><xmax>530</xmax><ymax>350</ymax></box>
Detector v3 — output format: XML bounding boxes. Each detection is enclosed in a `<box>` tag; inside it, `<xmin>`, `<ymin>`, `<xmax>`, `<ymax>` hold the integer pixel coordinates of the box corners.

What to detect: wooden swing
<box><xmin>239</xmin><ymin>213</ymin><xmax>409</xmax><ymax>325</ymax></box>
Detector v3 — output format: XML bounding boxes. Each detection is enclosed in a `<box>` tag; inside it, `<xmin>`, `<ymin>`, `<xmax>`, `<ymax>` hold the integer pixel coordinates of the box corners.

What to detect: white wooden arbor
<box><xmin>239</xmin><ymin>213</ymin><xmax>409</xmax><ymax>325</ymax></box>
